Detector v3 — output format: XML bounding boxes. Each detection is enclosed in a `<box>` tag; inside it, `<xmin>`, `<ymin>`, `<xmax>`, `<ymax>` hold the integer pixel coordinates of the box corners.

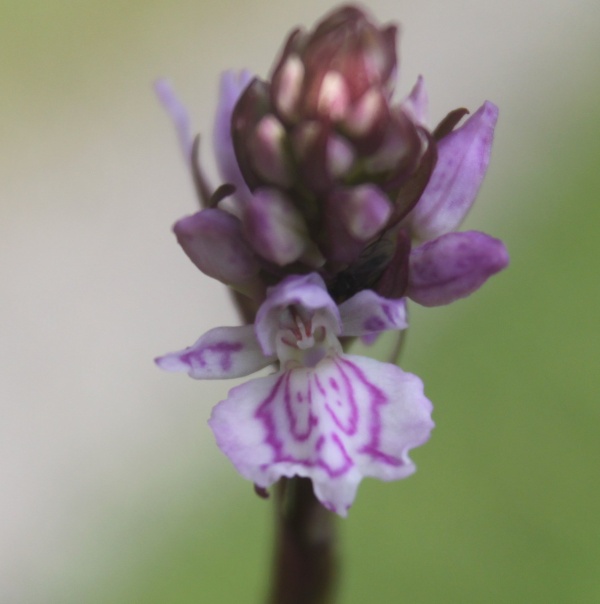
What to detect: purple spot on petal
<box><xmin>183</xmin><ymin>341</ymin><xmax>243</xmax><ymax>371</ymax></box>
<box><xmin>323</xmin><ymin>360</ymin><xmax>359</xmax><ymax>435</ymax></box>
<box><xmin>283</xmin><ymin>372</ymin><xmax>318</xmax><ymax>441</ymax></box>
<box><xmin>363</xmin><ymin>316</ymin><xmax>386</xmax><ymax>332</ymax></box>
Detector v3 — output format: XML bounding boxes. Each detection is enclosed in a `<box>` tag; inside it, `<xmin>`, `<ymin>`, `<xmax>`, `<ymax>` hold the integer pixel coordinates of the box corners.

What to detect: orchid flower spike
<box><xmin>154</xmin><ymin>4</ymin><xmax>509</xmax><ymax>517</ymax></box>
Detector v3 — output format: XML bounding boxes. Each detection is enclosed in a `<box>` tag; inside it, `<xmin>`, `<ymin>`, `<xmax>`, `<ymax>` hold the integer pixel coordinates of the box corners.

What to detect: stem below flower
<box><xmin>265</xmin><ymin>477</ymin><xmax>338</xmax><ymax>604</ymax></box>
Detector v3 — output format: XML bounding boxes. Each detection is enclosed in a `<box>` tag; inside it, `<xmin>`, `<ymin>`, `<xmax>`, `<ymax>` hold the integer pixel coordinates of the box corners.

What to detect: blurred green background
<box><xmin>1</xmin><ymin>1</ymin><xmax>599</xmax><ymax>602</ymax></box>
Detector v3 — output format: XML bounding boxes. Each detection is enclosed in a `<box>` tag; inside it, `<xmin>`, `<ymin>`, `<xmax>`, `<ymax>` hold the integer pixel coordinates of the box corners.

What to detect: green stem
<box><xmin>265</xmin><ymin>477</ymin><xmax>338</xmax><ymax>604</ymax></box>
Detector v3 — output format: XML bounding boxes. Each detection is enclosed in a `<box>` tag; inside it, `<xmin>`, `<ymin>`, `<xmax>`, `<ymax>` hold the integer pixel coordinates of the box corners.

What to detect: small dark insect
<box><xmin>329</xmin><ymin>236</ymin><xmax>396</xmax><ymax>302</ymax></box>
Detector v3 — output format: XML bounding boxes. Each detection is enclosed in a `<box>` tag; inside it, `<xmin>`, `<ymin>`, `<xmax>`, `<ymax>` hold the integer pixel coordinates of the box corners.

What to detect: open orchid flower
<box><xmin>156</xmin><ymin>274</ymin><xmax>433</xmax><ymax>516</ymax></box>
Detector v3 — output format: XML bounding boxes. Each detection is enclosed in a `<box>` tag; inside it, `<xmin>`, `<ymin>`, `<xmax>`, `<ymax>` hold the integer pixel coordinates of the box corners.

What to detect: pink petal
<box><xmin>339</xmin><ymin>290</ymin><xmax>407</xmax><ymax>336</ymax></box>
<box><xmin>407</xmin><ymin>230</ymin><xmax>509</xmax><ymax>307</ymax></box>
<box><xmin>209</xmin><ymin>354</ymin><xmax>433</xmax><ymax>516</ymax></box>
<box><xmin>173</xmin><ymin>209</ymin><xmax>260</xmax><ymax>286</ymax></box>
<box><xmin>212</xmin><ymin>70</ymin><xmax>255</xmax><ymax>206</ymax></box>
<box><xmin>401</xmin><ymin>75</ymin><xmax>428</xmax><ymax>127</ymax></box>
<box><xmin>409</xmin><ymin>101</ymin><xmax>499</xmax><ymax>241</ymax></box>
<box><xmin>154</xmin><ymin>79</ymin><xmax>193</xmax><ymax>162</ymax></box>
<box><xmin>156</xmin><ymin>325</ymin><xmax>274</xmax><ymax>379</ymax></box>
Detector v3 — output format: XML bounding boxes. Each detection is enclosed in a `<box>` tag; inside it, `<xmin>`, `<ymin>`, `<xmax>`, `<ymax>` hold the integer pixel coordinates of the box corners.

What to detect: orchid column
<box><xmin>154</xmin><ymin>5</ymin><xmax>508</xmax><ymax>603</ymax></box>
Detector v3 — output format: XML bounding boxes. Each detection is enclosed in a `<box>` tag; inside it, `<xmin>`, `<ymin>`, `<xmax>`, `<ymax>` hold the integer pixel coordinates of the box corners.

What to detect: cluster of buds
<box><xmin>230</xmin><ymin>6</ymin><xmax>431</xmax><ymax>274</ymax></box>
<box><xmin>155</xmin><ymin>4</ymin><xmax>508</xmax><ymax>515</ymax></box>
<box><xmin>162</xmin><ymin>5</ymin><xmax>505</xmax><ymax>311</ymax></box>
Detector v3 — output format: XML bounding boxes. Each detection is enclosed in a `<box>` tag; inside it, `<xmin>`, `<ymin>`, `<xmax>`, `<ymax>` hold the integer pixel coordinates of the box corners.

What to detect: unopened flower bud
<box><xmin>248</xmin><ymin>115</ymin><xmax>293</xmax><ymax>187</ymax></box>
<box><xmin>326</xmin><ymin>134</ymin><xmax>355</xmax><ymax>178</ymax></box>
<box><xmin>317</xmin><ymin>70</ymin><xmax>351</xmax><ymax>120</ymax></box>
<box><xmin>173</xmin><ymin>209</ymin><xmax>260</xmax><ymax>286</ymax></box>
<box><xmin>290</xmin><ymin>120</ymin><xmax>333</xmax><ymax>194</ymax></box>
<box><xmin>334</xmin><ymin>185</ymin><xmax>392</xmax><ymax>241</ymax></box>
<box><xmin>243</xmin><ymin>188</ymin><xmax>311</xmax><ymax>266</ymax></box>
<box><xmin>341</xmin><ymin>87</ymin><xmax>386</xmax><ymax>141</ymax></box>
<box><xmin>363</xmin><ymin>108</ymin><xmax>421</xmax><ymax>178</ymax></box>
<box><xmin>272</xmin><ymin>53</ymin><xmax>305</xmax><ymax>122</ymax></box>
<box><xmin>287</xmin><ymin>5</ymin><xmax>398</xmax><ymax>118</ymax></box>
<box><xmin>231</xmin><ymin>78</ymin><xmax>272</xmax><ymax>191</ymax></box>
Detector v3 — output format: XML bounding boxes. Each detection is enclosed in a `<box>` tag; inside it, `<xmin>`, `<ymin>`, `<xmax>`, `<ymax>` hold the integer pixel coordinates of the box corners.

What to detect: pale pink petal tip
<box><xmin>154</xmin><ymin>78</ymin><xmax>193</xmax><ymax>161</ymax></box>
<box><xmin>401</xmin><ymin>75</ymin><xmax>429</xmax><ymax>126</ymax></box>
<box><xmin>156</xmin><ymin>325</ymin><xmax>273</xmax><ymax>380</ymax></box>
<box><xmin>409</xmin><ymin>101</ymin><xmax>499</xmax><ymax>241</ymax></box>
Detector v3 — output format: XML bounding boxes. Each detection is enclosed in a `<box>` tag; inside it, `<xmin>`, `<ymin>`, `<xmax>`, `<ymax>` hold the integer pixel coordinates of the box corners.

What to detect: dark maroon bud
<box><xmin>247</xmin><ymin>114</ymin><xmax>293</xmax><ymax>188</ymax></box>
<box><xmin>271</xmin><ymin>5</ymin><xmax>398</xmax><ymax>123</ymax></box>
<box><xmin>291</xmin><ymin>120</ymin><xmax>334</xmax><ymax>194</ymax></box>
<box><xmin>374</xmin><ymin>228</ymin><xmax>412</xmax><ymax>298</ymax></box>
<box><xmin>340</xmin><ymin>86</ymin><xmax>389</xmax><ymax>152</ymax></box>
<box><xmin>302</xmin><ymin>6</ymin><xmax>398</xmax><ymax>107</ymax></box>
<box><xmin>385</xmin><ymin>128</ymin><xmax>437</xmax><ymax>227</ymax></box>
<box><xmin>231</xmin><ymin>78</ymin><xmax>273</xmax><ymax>191</ymax></box>
<box><xmin>362</xmin><ymin>107</ymin><xmax>422</xmax><ymax>179</ymax></box>
<box><xmin>228</xmin><ymin>5</ymin><xmax>440</xmax><ymax>276</ymax></box>
<box><xmin>270</xmin><ymin>28</ymin><xmax>308</xmax><ymax>124</ymax></box>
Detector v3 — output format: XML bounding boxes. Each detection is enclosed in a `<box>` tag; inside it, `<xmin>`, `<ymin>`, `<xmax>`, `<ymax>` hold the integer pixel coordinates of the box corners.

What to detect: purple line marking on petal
<box><xmin>314</xmin><ymin>373</ymin><xmax>327</xmax><ymax>396</ymax></box>
<box><xmin>338</xmin><ymin>357</ymin><xmax>405</xmax><ymax>467</ymax></box>
<box><xmin>359</xmin><ymin>446</ymin><xmax>405</xmax><ymax>467</ymax></box>
<box><xmin>254</xmin><ymin>367</ymin><xmax>355</xmax><ymax>478</ymax></box>
<box><xmin>283</xmin><ymin>370</ymin><xmax>318</xmax><ymax>442</ymax></box>
<box><xmin>324</xmin><ymin>359</ymin><xmax>359</xmax><ymax>435</ymax></box>
<box><xmin>317</xmin><ymin>432</ymin><xmax>354</xmax><ymax>477</ymax></box>
<box><xmin>255</xmin><ymin>373</ymin><xmax>287</xmax><ymax>459</ymax></box>
<box><xmin>253</xmin><ymin>354</ymin><xmax>407</xmax><ymax>485</ymax></box>
<box><xmin>182</xmin><ymin>341</ymin><xmax>244</xmax><ymax>371</ymax></box>
<box><xmin>273</xmin><ymin>433</ymin><xmax>354</xmax><ymax>478</ymax></box>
